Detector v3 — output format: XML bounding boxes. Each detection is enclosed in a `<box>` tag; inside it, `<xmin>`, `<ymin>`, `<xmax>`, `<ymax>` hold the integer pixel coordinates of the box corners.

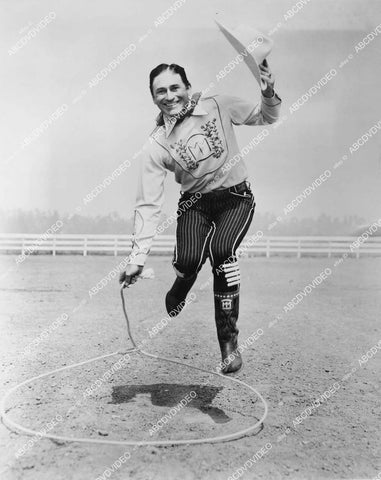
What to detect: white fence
<box><xmin>1</xmin><ymin>233</ymin><xmax>381</xmax><ymax>258</ymax></box>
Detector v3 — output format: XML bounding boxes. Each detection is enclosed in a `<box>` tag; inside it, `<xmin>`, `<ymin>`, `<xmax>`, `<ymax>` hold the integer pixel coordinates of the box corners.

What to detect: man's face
<box><xmin>152</xmin><ymin>70</ymin><xmax>191</xmax><ymax>117</ymax></box>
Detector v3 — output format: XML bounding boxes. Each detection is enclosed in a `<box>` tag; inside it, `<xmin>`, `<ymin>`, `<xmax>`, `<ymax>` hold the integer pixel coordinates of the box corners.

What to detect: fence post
<box><xmin>297</xmin><ymin>238</ymin><xmax>301</xmax><ymax>259</ymax></box>
<box><xmin>52</xmin><ymin>236</ymin><xmax>56</xmax><ymax>256</ymax></box>
<box><xmin>84</xmin><ymin>237</ymin><xmax>87</xmax><ymax>256</ymax></box>
<box><xmin>21</xmin><ymin>237</ymin><xmax>25</xmax><ymax>256</ymax></box>
<box><xmin>327</xmin><ymin>240</ymin><xmax>331</xmax><ymax>258</ymax></box>
<box><xmin>114</xmin><ymin>237</ymin><xmax>118</xmax><ymax>256</ymax></box>
<box><xmin>266</xmin><ymin>238</ymin><xmax>270</xmax><ymax>258</ymax></box>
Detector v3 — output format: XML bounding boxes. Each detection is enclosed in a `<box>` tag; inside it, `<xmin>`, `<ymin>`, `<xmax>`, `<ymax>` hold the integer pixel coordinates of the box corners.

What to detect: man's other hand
<box><xmin>119</xmin><ymin>264</ymin><xmax>144</xmax><ymax>288</ymax></box>
<box><xmin>259</xmin><ymin>59</ymin><xmax>275</xmax><ymax>97</ymax></box>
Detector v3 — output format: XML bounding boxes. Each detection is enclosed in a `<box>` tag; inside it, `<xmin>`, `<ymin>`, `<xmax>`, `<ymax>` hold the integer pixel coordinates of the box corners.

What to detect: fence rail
<box><xmin>1</xmin><ymin>233</ymin><xmax>380</xmax><ymax>258</ymax></box>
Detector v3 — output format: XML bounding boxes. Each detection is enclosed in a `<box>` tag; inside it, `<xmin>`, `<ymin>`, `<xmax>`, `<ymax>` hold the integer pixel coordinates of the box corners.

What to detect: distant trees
<box><xmin>0</xmin><ymin>210</ymin><xmax>133</xmax><ymax>234</ymax></box>
<box><xmin>0</xmin><ymin>209</ymin><xmax>369</xmax><ymax>236</ymax></box>
<box><xmin>246</xmin><ymin>212</ymin><xmax>368</xmax><ymax>236</ymax></box>
<box><xmin>0</xmin><ymin>209</ymin><xmax>62</xmax><ymax>233</ymax></box>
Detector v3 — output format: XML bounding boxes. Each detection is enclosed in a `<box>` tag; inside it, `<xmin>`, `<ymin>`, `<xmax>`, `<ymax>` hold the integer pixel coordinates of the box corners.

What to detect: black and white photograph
<box><xmin>1</xmin><ymin>0</ymin><xmax>381</xmax><ymax>479</ymax></box>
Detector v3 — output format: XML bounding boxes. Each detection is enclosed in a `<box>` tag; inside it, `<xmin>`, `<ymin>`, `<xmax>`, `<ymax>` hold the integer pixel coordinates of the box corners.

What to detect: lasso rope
<box><xmin>0</xmin><ymin>285</ymin><xmax>268</xmax><ymax>446</ymax></box>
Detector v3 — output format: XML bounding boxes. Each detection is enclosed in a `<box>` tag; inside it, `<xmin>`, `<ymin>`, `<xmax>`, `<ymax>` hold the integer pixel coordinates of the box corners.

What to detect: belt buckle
<box><xmin>228</xmin><ymin>182</ymin><xmax>249</xmax><ymax>195</ymax></box>
<box><xmin>241</xmin><ymin>181</ymin><xmax>250</xmax><ymax>195</ymax></box>
<box><xmin>236</xmin><ymin>182</ymin><xmax>245</xmax><ymax>195</ymax></box>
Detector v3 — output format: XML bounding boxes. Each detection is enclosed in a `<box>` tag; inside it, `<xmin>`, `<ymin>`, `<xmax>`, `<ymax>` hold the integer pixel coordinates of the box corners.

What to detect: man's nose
<box><xmin>166</xmin><ymin>90</ymin><xmax>175</xmax><ymax>100</ymax></box>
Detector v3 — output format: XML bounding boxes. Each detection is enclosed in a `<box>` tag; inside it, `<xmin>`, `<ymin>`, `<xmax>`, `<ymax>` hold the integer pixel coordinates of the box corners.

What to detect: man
<box><xmin>120</xmin><ymin>51</ymin><xmax>281</xmax><ymax>374</ymax></box>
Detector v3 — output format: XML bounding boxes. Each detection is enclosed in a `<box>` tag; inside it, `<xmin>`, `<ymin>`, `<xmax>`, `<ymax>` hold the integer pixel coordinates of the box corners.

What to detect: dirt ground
<box><xmin>0</xmin><ymin>255</ymin><xmax>380</xmax><ymax>480</ymax></box>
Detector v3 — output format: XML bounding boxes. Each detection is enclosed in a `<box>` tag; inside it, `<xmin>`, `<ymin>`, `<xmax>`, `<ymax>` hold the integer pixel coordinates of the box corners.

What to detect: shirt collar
<box><xmin>155</xmin><ymin>93</ymin><xmax>208</xmax><ymax>138</ymax></box>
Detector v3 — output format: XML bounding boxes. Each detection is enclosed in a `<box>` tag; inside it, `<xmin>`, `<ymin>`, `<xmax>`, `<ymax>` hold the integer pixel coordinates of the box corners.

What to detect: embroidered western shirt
<box><xmin>129</xmin><ymin>92</ymin><xmax>282</xmax><ymax>265</ymax></box>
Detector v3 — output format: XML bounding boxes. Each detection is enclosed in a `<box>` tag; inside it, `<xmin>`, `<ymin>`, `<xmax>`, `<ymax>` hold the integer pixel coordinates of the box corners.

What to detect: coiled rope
<box><xmin>0</xmin><ymin>285</ymin><xmax>268</xmax><ymax>446</ymax></box>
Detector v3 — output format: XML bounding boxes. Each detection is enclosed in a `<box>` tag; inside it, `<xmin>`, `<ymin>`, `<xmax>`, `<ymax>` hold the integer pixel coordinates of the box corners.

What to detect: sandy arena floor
<box><xmin>0</xmin><ymin>255</ymin><xmax>380</xmax><ymax>480</ymax></box>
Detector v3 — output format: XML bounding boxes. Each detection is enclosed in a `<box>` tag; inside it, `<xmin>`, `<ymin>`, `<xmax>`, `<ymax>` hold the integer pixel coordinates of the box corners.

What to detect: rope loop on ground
<box><xmin>0</xmin><ymin>286</ymin><xmax>268</xmax><ymax>446</ymax></box>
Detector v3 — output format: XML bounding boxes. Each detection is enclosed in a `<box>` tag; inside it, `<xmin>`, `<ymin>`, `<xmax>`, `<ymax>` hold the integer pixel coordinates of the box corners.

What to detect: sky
<box><xmin>1</xmin><ymin>0</ymin><xmax>381</xmax><ymax>224</ymax></box>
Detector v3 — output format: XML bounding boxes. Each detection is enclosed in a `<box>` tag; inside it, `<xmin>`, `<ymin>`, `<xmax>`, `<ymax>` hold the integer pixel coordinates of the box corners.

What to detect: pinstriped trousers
<box><xmin>172</xmin><ymin>185</ymin><xmax>256</xmax><ymax>292</ymax></box>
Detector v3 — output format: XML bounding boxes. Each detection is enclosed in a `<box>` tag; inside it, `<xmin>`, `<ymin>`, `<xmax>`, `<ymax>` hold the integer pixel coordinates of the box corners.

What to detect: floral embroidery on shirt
<box><xmin>169</xmin><ymin>118</ymin><xmax>225</xmax><ymax>171</ymax></box>
<box><xmin>200</xmin><ymin>119</ymin><xmax>224</xmax><ymax>158</ymax></box>
<box><xmin>170</xmin><ymin>139</ymin><xmax>198</xmax><ymax>170</ymax></box>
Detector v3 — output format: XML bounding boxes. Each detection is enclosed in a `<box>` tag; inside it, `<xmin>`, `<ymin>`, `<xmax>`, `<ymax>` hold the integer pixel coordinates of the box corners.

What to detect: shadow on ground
<box><xmin>110</xmin><ymin>383</ymin><xmax>231</xmax><ymax>424</ymax></box>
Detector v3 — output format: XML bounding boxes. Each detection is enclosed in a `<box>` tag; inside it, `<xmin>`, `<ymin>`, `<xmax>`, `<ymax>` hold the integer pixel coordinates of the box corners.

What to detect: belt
<box><xmin>226</xmin><ymin>180</ymin><xmax>251</xmax><ymax>194</ymax></box>
<box><xmin>181</xmin><ymin>181</ymin><xmax>251</xmax><ymax>198</ymax></box>
<box><xmin>206</xmin><ymin>181</ymin><xmax>250</xmax><ymax>196</ymax></box>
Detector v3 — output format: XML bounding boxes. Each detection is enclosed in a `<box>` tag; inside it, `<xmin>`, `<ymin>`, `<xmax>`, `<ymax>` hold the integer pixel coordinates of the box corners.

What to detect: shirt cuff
<box><xmin>127</xmin><ymin>252</ymin><xmax>146</xmax><ymax>266</ymax></box>
<box><xmin>262</xmin><ymin>91</ymin><xmax>282</xmax><ymax>106</ymax></box>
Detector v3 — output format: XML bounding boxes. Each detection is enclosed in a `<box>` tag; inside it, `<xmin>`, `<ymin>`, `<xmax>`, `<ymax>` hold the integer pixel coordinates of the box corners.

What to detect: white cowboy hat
<box><xmin>215</xmin><ymin>20</ymin><xmax>273</xmax><ymax>89</ymax></box>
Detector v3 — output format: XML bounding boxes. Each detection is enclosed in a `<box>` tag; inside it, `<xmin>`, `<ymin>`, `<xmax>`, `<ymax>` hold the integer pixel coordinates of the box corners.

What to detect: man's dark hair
<box><xmin>149</xmin><ymin>63</ymin><xmax>191</xmax><ymax>95</ymax></box>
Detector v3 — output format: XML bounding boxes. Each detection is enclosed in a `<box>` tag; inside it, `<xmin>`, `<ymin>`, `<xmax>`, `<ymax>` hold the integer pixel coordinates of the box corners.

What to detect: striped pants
<box><xmin>173</xmin><ymin>182</ymin><xmax>255</xmax><ymax>293</ymax></box>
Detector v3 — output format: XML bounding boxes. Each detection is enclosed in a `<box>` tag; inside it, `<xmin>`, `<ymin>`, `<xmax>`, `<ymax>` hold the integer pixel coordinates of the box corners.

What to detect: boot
<box><xmin>214</xmin><ymin>290</ymin><xmax>242</xmax><ymax>374</ymax></box>
<box><xmin>165</xmin><ymin>273</ymin><xmax>197</xmax><ymax>316</ymax></box>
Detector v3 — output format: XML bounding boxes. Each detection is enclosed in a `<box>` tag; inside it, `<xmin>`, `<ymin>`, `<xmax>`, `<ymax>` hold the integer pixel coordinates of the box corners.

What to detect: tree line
<box><xmin>0</xmin><ymin>209</ymin><xmax>370</xmax><ymax>236</ymax></box>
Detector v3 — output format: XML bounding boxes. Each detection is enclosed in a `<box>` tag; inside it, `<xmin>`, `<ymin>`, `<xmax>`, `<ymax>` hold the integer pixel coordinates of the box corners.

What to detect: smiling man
<box><xmin>120</xmin><ymin>56</ymin><xmax>281</xmax><ymax>374</ymax></box>
<box><xmin>152</xmin><ymin>66</ymin><xmax>191</xmax><ymax>116</ymax></box>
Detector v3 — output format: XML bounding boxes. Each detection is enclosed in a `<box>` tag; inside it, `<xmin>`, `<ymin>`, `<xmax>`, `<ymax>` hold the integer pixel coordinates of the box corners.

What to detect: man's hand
<box><xmin>259</xmin><ymin>59</ymin><xmax>275</xmax><ymax>98</ymax></box>
<box><xmin>119</xmin><ymin>264</ymin><xmax>144</xmax><ymax>288</ymax></box>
